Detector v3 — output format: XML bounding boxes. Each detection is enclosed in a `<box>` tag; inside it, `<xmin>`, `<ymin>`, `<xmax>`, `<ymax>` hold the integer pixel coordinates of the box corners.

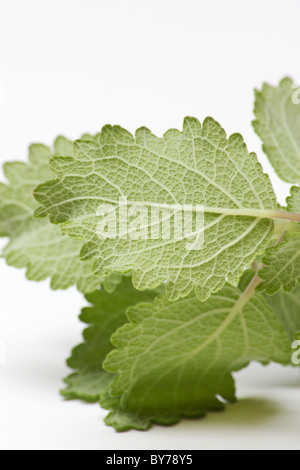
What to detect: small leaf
<box><xmin>253</xmin><ymin>77</ymin><xmax>300</xmax><ymax>183</ymax></box>
<box><xmin>265</xmin><ymin>285</ymin><xmax>300</xmax><ymax>340</ymax></box>
<box><xmin>287</xmin><ymin>186</ymin><xmax>300</xmax><ymax>213</ymax></box>
<box><xmin>257</xmin><ymin>234</ymin><xmax>300</xmax><ymax>295</ymax></box>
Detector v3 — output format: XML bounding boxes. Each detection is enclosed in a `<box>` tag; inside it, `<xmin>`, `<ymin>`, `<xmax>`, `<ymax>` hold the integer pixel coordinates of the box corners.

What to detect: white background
<box><xmin>0</xmin><ymin>0</ymin><xmax>300</xmax><ymax>450</ymax></box>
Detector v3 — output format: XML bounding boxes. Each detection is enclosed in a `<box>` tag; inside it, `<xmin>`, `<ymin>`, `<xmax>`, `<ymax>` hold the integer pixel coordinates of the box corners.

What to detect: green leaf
<box><xmin>257</xmin><ymin>234</ymin><xmax>300</xmax><ymax>295</ymax></box>
<box><xmin>238</xmin><ymin>266</ymin><xmax>300</xmax><ymax>340</ymax></box>
<box><xmin>287</xmin><ymin>186</ymin><xmax>300</xmax><ymax>213</ymax></box>
<box><xmin>100</xmin><ymin>390</ymin><xmax>150</xmax><ymax>431</ymax></box>
<box><xmin>0</xmin><ymin>138</ymin><xmax>101</xmax><ymax>293</ymax></box>
<box><xmin>53</xmin><ymin>136</ymin><xmax>74</xmax><ymax>156</ymax></box>
<box><xmin>102</xmin><ymin>274</ymin><xmax>123</xmax><ymax>293</ymax></box>
<box><xmin>265</xmin><ymin>285</ymin><xmax>300</xmax><ymax>341</ymax></box>
<box><xmin>61</xmin><ymin>277</ymin><xmax>158</xmax><ymax>401</ymax></box>
<box><xmin>0</xmin><ymin>144</ymin><xmax>52</xmax><ymax>238</ymax></box>
<box><xmin>253</xmin><ymin>77</ymin><xmax>300</xmax><ymax>183</ymax></box>
<box><xmin>292</xmin><ymin>331</ymin><xmax>300</xmax><ymax>366</ymax></box>
<box><xmin>102</xmin><ymin>285</ymin><xmax>290</xmax><ymax>431</ymax></box>
<box><xmin>34</xmin><ymin>117</ymin><xmax>277</xmax><ymax>301</ymax></box>
<box><xmin>238</xmin><ymin>267</ymin><xmax>256</xmax><ymax>291</ymax></box>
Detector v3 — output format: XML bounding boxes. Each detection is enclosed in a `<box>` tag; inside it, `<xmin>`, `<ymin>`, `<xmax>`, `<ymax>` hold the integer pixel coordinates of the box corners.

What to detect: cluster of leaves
<box><xmin>1</xmin><ymin>77</ymin><xmax>300</xmax><ymax>431</ymax></box>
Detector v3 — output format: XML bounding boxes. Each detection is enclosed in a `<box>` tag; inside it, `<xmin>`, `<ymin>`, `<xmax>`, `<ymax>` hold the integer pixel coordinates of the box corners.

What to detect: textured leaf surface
<box><xmin>253</xmin><ymin>77</ymin><xmax>300</xmax><ymax>183</ymax></box>
<box><xmin>265</xmin><ymin>285</ymin><xmax>300</xmax><ymax>340</ymax></box>
<box><xmin>102</xmin><ymin>274</ymin><xmax>123</xmax><ymax>294</ymax></box>
<box><xmin>257</xmin><ymin>234</ymin><xmax>300</xmax><ymax>295</ymax></box>
<box><xmin>102</xmin><ymin>286</ymin><xmax>290</xmax><ymax>431</ymax></box>
<box><xmin>0</xmin><ymin>138</ymin><xmax>100</xmax><ymax>292</ymax></box>
<box><xmin>34</xmin><ymin>117</ymin><xmax>276</xmax><ymax>301</ymax></box>
<box><xmin>287</xmin><ymin>186</ymin><xmax>300</xmax><ymax>213</ymax></box>
<box><xmin>239</xmin><ymin>267</ymin><xmax>300</xmax><ymax>340</ymax></box>
<box><xmin>61</xmin><ymin>277</ymin><xmax>158</xmax><ymax>401</ymax></box>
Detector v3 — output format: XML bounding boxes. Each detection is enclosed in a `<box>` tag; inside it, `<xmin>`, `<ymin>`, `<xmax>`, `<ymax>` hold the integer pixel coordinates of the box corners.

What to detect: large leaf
<box><xmin>253</xmin><ymin>77</ymin><xmax>300</xmax><ymax>183</ymax></box>
<box><xmin>102</xmin><ymin>285</ymin><xmax>290</xmax><ymax>431</ymax></box>
<box><xmin>61</xmin><ymin>277</ymin><xmax>158</xmax><ymax>401</ymax></box>
<box><xmin>0</xmin><ymin>138</ymin><xmax>101</xmax><ymax>293</ymax></box>
<box><xmin>34</xmin><ymin>117</ymin><xmax>277</xmax><ymax>301</ymax></box>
